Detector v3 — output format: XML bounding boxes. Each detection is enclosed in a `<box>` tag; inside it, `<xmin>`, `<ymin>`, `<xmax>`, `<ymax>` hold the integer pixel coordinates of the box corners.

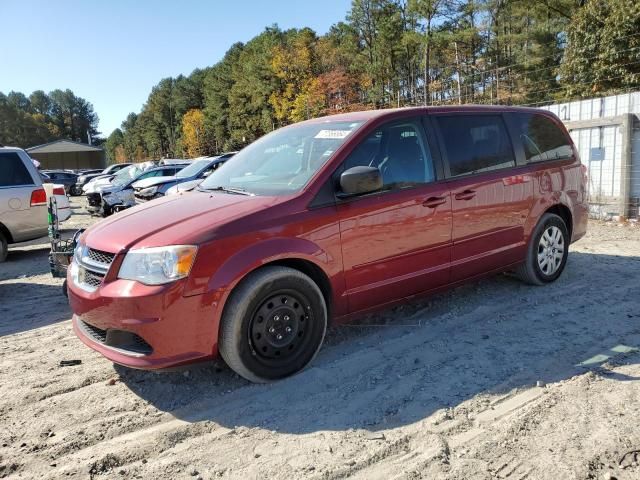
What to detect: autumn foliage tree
<box><xmin>181</xmin><ymin>109</ymin><xmax>206</xmax><ymax>158</ymax></box>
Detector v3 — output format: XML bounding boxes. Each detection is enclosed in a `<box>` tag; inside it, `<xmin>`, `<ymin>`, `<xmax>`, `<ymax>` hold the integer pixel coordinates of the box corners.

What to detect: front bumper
<box><xmin>86</xmin><ymin>192</ymin><xmax>103</xmax><ymax>213</ymax></box>
<box><xmin>68</xmin><ymin>272</ymin><xmax>222</xmax><ymax>369</ymax></box>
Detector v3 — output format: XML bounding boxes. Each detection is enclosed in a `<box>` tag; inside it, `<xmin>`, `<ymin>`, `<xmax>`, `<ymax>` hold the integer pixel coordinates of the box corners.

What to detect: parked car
<box><xmin>75</xmin><ymin>163</ymin><xmax>132</xmax><ymax>195</ymax></box>
<box><xmin>86</xmin><ymin>163</ymin><xmax>188</xmax><ymax>216</ymax></box>
<box><xmin>68</xmin><ymin>106</ymin><xmax>588</xmax><ymax>382</ymax></box>
<box><xmin>41</xmin><ymin>170</ymin><xmax>78</xmax><ymax>195</ymax></box>
<box><xmin>40</xmin><ymin>173</ymin><xmax>72</xmax><ymax>222</ymax></box>
<box><xmin>134</xmin><ymin>153</ymin><xmax>235</xmax><ymax>203</ymax></box>
<box><xmin>0</xmin><ymin>147</ymin><xmax>49</xmax><ymax>261</ymax></box>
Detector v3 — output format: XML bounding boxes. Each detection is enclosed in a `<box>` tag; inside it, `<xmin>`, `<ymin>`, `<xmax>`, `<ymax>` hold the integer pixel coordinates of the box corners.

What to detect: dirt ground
<box><xmin>1</xmin><ymin>197</ymin><xmax>640</xmax><ymax>480</ymax></box>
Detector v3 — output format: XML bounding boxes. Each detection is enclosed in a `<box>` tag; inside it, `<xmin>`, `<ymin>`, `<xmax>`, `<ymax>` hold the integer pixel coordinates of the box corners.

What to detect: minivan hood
<box><xmin>81</xmin><ymin>191</ymin><xmax>283</xmax><ymax>252</ymax></box>
<box><xmin>132</xmin><ymin>176</ymin><xmax>177</xmax><ymax>189</ymax></box>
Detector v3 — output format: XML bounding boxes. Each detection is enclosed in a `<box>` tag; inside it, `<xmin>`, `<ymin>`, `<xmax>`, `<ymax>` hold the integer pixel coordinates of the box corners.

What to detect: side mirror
<box><xmin>339</xmin><ymin>166</ymin><xmax>383</xmax><ymax>196</ymax></box>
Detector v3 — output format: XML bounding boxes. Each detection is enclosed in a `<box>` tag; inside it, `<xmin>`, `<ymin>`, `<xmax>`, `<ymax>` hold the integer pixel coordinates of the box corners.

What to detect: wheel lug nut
<box><xmin>285</xmin><ymin>326</ymin><xmax>292</xmax><ymax>333</ymax></box>
<box><xmin>269</xmin><ymin>327</ymin><xmax>275</xmax><ymax>333</ymax></box>
<box><xmin>284</xmin><ymin>315</ymin><xmax>290</xmax><ymax>321</ymax></box>
<box><xmin>273</xmin><ymin>315</ymin><xmax>280</xmax><ymax>321</ymax></box>
<box><xmin>276</xmin><ymin>334</ymin><xmax>283</xmax><ymax>340</ymax></box>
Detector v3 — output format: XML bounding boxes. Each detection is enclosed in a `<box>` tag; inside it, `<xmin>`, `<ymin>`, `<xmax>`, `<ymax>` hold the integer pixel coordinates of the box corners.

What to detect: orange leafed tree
<box><xmin>181</xmin><ymin>108</ymin><xmax>205</xmax><ymax>158</ymax></box>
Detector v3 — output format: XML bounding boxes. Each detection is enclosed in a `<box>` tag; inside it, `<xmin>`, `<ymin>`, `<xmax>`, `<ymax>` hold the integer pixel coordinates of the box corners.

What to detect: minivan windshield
<box><xmin>199</xmin><ymin>121</ymin><xmax>363</xmax><ymax>196</ymax></box>
<box><xmin>176</xmin><ymin>159</ymin><xmax>209</xmax><ymax>178</ymax></box>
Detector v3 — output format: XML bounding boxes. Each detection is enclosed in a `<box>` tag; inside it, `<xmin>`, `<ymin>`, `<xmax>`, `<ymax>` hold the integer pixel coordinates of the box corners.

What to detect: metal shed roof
<box><xmin>26</xmin><ymin>139</ymin><xmax>103</xmax><ymax>153</ymax></box>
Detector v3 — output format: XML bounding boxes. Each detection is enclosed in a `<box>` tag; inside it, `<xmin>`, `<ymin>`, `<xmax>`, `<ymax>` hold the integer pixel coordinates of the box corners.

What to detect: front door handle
<box><xmin>454</xmin><ymin>189</ymin><xmax>476</xmax><ymax>201</ymax></box>
<box><xmin>423</xmin><ymin>196</ymin><xmax>447</xmax><ymax>208</ymax></box>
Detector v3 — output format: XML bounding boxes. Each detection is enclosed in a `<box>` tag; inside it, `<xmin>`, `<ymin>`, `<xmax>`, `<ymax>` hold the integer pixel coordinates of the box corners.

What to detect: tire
<box><xmin>219</xmin><ymin>266</ymin><xmax>327</xmax><ymax>383</ymax></box>
<box><xmin>516</xmin><ymin>213</ymin><xmax>569</xmax><ymax>286</ymax></box>
<box><xmin>0</xmin><ymin>231</ymin><xmax>7</xmax><ymax>263</ymax></box>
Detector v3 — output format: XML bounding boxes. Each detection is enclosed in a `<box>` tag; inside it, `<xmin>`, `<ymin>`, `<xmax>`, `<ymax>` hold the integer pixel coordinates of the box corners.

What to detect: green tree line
<box><xmin>0</xmin><ymin>89</ymin><xmax>100</xmax><ymax>148</ymax></box>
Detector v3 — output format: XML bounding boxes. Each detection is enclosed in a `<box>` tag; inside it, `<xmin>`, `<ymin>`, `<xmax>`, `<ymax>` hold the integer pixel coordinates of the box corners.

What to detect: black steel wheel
<box><xmin>219</xmin><ymin>266</ymin><xmax>327</xmax><ymax>383</ymax></box>
<box><xmin>249</xmin><ymin>290</ymin><xmax>314</xmax><ymax>362</ymax></box>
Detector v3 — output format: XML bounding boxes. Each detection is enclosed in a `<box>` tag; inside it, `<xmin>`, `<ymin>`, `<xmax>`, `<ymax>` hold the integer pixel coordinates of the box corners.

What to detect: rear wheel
<box><xmin>219</xmin><ymin>266</ymin><xmax>327</xmax><ymax>383</ymax></box>
<box><xmin>516</xmin><ymin>213</ymin><xmax>569</xmax><ymax>285</ymax></box>
<box><xmin>0</xmin><ymin>231</ymin><xmax>7</xmax><ymax>263</ymax></box>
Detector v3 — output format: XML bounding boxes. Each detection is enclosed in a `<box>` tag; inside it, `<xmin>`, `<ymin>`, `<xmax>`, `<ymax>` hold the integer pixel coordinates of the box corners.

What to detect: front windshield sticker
<box><xmin>314</xmin><ymin>129</ymin><xmax>352</xmax><ymax>139</ymax></box>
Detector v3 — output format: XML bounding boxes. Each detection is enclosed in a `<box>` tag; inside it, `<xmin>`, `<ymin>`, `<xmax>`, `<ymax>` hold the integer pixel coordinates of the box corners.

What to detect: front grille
<box><xmin>79</xmin><ymin>320</ymin><xmax>153</xmax><ymax>356</ymax></box>
<box><xmin>80</xmin><ymin>319</ymin><xmax>107</xmax><ymax>343</ymax></box>
<box><xmin>74</xmin><ymin>246</ymin><xmax>116</xmax><ymax>292</ymax></box>
<box><xmin>87</xmin><ymin>248</ymin><xmax>115</xmax><ymax>266</ymax></box>
<box><xmin>134</xmin><ymin>193</ymin><xmax>149</xmax><ymax>203</ymax></box>
<box><xmin>86</xmin><ymin>193</ymin><xmax>102</xmax><ymax>207</ymax></box>
<box><xmin>81</xmin><ymin>268</ymin><xmax>104</xmax><ymax>288</ymax></box>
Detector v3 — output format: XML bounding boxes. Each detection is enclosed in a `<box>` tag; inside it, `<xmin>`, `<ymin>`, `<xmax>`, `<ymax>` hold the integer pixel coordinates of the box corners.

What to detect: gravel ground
<box><xmin>1</xmin><ymin>198</ymin><xmax>640</xmax><ymax>480</ymax></box>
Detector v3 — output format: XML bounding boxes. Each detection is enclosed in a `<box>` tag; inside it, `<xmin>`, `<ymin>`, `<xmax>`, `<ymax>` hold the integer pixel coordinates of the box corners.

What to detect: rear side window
<box><xmin>512</xmin><ymin>113</ymin><xmax>573</xmax><ymax>162</ymax></box>
<box><xmin>436</xmin><ymin>115</ymin><xmax>515</xmax><ymax>177</ymax></box>
<box><xmin>0</xmin><ymin>152</ymin><xmax>34</xmax><ymax>187</ymax></box>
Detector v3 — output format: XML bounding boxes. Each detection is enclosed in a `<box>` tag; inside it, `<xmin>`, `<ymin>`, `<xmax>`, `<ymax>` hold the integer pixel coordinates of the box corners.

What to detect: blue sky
<box><xmin>1</xmin><ymin>0</ymin><xmax>352</xmax><ymax>137</ymax></box>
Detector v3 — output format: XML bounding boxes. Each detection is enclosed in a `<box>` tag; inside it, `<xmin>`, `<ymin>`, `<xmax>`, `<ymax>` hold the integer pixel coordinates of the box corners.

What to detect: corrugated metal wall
<box><xmin>541</xmin><ymin>92</ymin><xmax>640</xmax><ymax>218</ymax></box>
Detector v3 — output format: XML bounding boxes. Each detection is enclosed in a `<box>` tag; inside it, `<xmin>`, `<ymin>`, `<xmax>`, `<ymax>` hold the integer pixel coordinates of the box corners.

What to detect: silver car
<box><xmin>0</xmin><ymin>146</ymin><xmax>48</xmax><ymax>262</ymax></box>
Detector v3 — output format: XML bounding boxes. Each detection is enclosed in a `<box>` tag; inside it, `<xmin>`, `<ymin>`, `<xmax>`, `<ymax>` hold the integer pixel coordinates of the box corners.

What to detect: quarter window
<box><xmin>513</xmin><ymin>113</ymin><xmax>573</xmax><ymax>162</ymax></box>
<box><xmin>436</xmin><ymin>115</ymin><xmax>515</xmax><ymax>177</ymax></box>
<box><xmin>343</xmin><ymin>120</ymin><xmax>435</xmax><ymax>189</ymax></box>
<box><xmin>0</xmin><ymin>152</ymin><xmax>34</xmax><ymax>187</ymax></box>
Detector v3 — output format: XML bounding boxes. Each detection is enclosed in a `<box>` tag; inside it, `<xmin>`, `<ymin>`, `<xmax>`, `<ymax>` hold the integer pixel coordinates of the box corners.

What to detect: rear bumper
<box><xmin>68</xmin><ymin>273</ymin><xmax>222</xmax><ymax>369</ymax></box>
<box><xmin>571</xmin><ymin>201</ymin><xmax>589</xmax><ymax>244</ymax></box>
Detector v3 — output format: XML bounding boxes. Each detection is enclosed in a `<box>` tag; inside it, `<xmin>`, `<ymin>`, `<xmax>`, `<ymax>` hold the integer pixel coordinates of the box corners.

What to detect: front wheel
<box><xmin>516</xmin><ymin>213</ymin><xmax>569</xmax><ymax>285</ymax></box>
<box><xmin>219</xmin><ymin>266</ymin><xmax>327</xmax><ymax>383</ymax></box>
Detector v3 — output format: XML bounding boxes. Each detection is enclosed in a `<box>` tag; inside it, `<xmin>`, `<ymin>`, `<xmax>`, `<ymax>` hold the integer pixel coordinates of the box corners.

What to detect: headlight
<box><xmin>139</xmin><ymin>186</ymin><xmax>158</xmax><ymax>197</ymax></box>
<box><xmin>118</xmin><ymin>245</ymin><xmax>197</xmax><ymax>285</ymax></box>
<box><xmin>73</xmin><ymin>242</ymin><xmax>84</xmax><ymax>263</ymax></box>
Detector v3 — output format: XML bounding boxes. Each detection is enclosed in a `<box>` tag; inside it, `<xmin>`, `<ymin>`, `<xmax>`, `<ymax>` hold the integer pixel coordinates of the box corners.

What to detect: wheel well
<box><xmin>545</xmin><ymin>204</ymin><xmax>573</xmax><ymax>239</ymax></box>
<box><xmin>0</xmin><ymin>223</ymin><xmax>13</xmax><ymax>244</ymax></box>
<box><xmin>262</xmin><ymin>258</ymin><xmax>333</xmax><ymax>320</ymax></box>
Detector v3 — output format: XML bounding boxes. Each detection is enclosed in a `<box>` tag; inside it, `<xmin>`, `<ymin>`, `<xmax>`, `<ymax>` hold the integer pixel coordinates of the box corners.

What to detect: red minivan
<box><xmin>68</xmin><ymin>106</ymin><xmax>588</xmax><ymax>382</ymax></box>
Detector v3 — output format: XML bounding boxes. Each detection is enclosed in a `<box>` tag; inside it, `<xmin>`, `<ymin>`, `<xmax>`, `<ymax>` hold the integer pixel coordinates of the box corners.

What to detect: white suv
<box><xmin>0</xmin><ymin>146</ymin><xmax>48</xmax><ymax>261</ymax></box>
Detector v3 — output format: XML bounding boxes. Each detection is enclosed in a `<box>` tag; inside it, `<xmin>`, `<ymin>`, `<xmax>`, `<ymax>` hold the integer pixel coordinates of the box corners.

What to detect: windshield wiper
<box><xmin>199</xmin><ymin>185</ymin><xmax>254</xmax><ymax>196</ymax></box>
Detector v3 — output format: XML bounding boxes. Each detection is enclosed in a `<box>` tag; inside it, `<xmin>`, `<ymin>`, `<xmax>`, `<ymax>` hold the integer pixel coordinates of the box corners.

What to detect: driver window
<box><xmin>343</xmin><ymin>120</ymin><xmax>434</xmax><ymax>189</ymax></box>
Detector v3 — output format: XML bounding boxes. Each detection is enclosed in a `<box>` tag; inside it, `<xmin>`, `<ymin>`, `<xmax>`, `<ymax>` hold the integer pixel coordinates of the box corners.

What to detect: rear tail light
<box><xmin>30</xmin><ymin>188</ymin><xmax>47</xmax><ymax>206</ymax></box>
<box><xmin>52</xmin><ymin>186</ymin><xmax>66</xmax><ymax>195</ymax></box>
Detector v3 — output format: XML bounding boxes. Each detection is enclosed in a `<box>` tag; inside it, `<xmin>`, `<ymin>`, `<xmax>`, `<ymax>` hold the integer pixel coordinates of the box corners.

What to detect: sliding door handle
<box><xmin>423</xmin><ymin>196</ymin><xmax>447</xmax><ymax>208</ymax></box>
<box><xmin>454</xmin><ymin>189</ymin><xmax>476</xmax><ymax>201</ymax></box>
